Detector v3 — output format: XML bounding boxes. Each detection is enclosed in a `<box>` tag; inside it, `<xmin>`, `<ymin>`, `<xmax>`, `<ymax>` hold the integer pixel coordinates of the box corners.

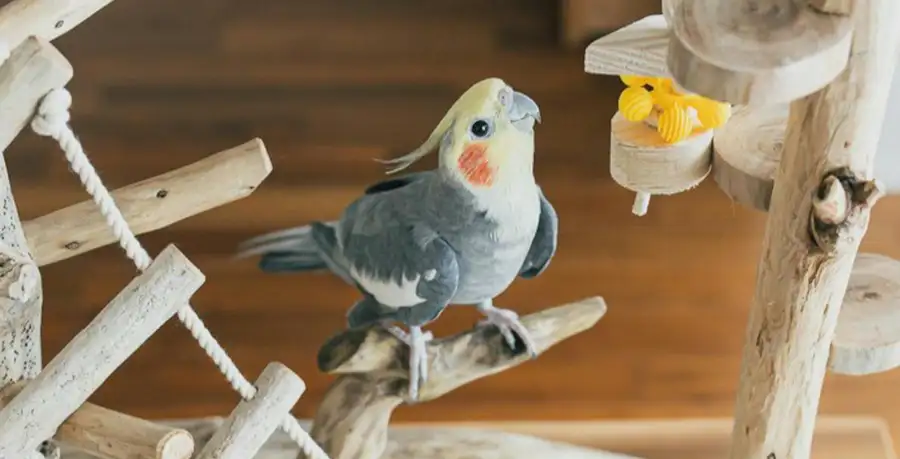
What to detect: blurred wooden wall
<box><xmin>7</xmin><ymin>0</ymin><xmax>900</xmax><ymax>444</ymax></box>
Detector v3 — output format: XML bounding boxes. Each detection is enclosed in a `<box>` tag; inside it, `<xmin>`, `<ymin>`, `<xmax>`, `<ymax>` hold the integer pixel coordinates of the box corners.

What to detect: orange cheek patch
<box><xmin>457</xmin><ymin>143</ymin><xmax>494</xmax><ymax>186</ymax></box>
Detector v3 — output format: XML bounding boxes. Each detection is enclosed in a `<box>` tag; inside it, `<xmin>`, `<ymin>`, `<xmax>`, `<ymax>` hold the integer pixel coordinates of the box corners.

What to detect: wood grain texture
<box><xmin>667</xmin><ymin>0</ymin><xmax>854</xmax><ymax>104</ymax></box>
<box><xmin>0</xmin><ymin>382</ymin><xmax>195</xmax><ymax>459</ymax></box>
<box><xmin>830</xmin><ymin>253</ymin><xmax>900</xmax><ymax>376</ymax></box>
<box><xmin>727</xmin><ymin>0</ymin><xmax>900</xmax><ymax>457</ymax></box>
<box><xmin>0</xmin><ymin>244</ymin><xmax>205</xmax><ymax>457</ymax></box>
<box><xmin>4</xmin><ymin>0</ymin><xmax>900</xmax><ymax>454</ymax></box>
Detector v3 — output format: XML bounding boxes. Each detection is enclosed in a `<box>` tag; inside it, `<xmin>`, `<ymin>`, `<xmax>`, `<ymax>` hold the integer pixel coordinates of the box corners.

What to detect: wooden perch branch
<box><xmin>307</xmin><ymin>296</ymin><xmax>607</xmax><ymax>459</ymax></box>
<box><xmin>196</xmin><ymin>362</ymin><xmax>305</xmax><ymax>459</ymax></box>
<box><xmin>0</xmin><ymin>244</ymin><xmax>204</xmax><ymax>457</ymax></box>
<box><xmin>0</xmin><ymin>37</ymin><xmax>72</xmax><ymax>152</ymax></box>
<box><xmin>23</xmin><ymin>138</ymin><xmax>272</xmax><ymax>266</ymax></box>
<box><xmin>0</xmin><ymin>0</ymin><xmax>119</xmax><ymax>50</ymax></box>
<box><xmin>0</xmin><ymin>382</ymin><xmax>195</xmax><ymax>459</ymax></box>
<box><xmin>0</xmin><ymin>37</ymin><xmax>70</xmax><ymax>389</ymax></box>
<box><xmin>728</xmin><ymin>1</ymin><xmax>900</xmax><ymax>458</ymax></box>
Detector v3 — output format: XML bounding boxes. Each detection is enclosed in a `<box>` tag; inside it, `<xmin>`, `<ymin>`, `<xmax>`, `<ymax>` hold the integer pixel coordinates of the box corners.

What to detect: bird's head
<box><xmin>378</xmin><ymin>77</ymin><xmax>541</xmax><ymax>188</ymax></box>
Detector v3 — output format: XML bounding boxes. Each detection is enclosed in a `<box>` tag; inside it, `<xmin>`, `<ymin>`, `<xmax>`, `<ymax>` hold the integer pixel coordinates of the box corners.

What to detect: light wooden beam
<box><xmin>23</xmin><ymin>138</ymin><xmax>272</xmax><ymax>266</ymax></box>
<box><xmin>0</xmin><ymin>37</ymin><xmax>71</xmax><ymax>389</ymax></box>
<box><xmin>0</xmin><ymin>244</ymin><xmax>205</xmax><ymax>457</ymax></box>
<box><xmin>725</xmin><ymin>1</ymin><xmax>900</xmax><ymax>459</ymax></box>
<box><xmin>584</xmin><ymin>15</ymin><xmax>669</xmax><ymax>78</ymax></box>
<box><xmin>0</xmin><ymin>0</ymin><xmax>120</xmax><ymax>50</ymax></box>
<box><xmin>195</xmin><ymin>362</ymin><xmax>305</xmax><ymax>459</ymax></box>
<box><xmin>0</xmin><ymin>37</ymin><xmax>71</xmax><ymax>152</ymax></box>
<box><xmin>0</xmin><ymin>382</ymin><xmax>195</xmax><ymax>459</ymax></box>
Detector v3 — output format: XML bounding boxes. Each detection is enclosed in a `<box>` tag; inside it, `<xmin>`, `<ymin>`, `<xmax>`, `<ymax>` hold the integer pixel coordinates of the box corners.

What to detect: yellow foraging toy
<box><xmin>618</xmin><ymin>86</ymin><xmax>654</xmax><ymax>121</ymax></box>
<box><xmin>657</xmin><ymin>105</ymin><xmax>693</xmax><ymax>144</ymax></box>
<box><xmin>685</xmin><ymin>96</ymin><xmax>732</xmax><ymax>129</ymax></box>
<box><xmin>616</xmin><ymin>74</ymin><xmax>731</xmax><ymax>144</ymax></box>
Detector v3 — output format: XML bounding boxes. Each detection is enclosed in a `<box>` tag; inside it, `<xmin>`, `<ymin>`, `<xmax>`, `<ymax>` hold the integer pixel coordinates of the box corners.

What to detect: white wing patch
<box><xmin>350</xmin><ymin>265</ymin><xmax>425</xmax><ymax>308</ymax></box>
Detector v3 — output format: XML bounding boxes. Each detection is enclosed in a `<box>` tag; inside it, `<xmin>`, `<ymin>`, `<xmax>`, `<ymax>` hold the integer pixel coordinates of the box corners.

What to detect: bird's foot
<box><xmin>405</xmin><ymin>326</ymin><xmax>432</xmax><ymax>401</ymax></box>
<box><xmin>381</xmin><ymin>322</ymin><xmax>433</xmax><ymax>401</ymax></box>
<box><xmin>476</xmin><ymin>301</ymin><xmax>538</xmax><ymax>358</ymax></box>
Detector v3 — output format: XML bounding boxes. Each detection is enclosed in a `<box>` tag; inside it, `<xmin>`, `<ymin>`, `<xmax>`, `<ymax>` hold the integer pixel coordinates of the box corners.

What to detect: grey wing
<box><xmin>519</xmin><ymin>187</ymin><xmax>558</xmax><ymax>278</ymax></box>
<box><xmin>341</xmin><ymin>209</ymin><xmax>460</xmax><ymax>327</ymax></box>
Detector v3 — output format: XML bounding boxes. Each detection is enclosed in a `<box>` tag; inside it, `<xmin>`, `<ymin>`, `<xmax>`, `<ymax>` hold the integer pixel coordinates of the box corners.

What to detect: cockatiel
<box><xmin>236</xmin><ymin>77</ymin><xmax>557</xmax><ymax>400</ymax></box>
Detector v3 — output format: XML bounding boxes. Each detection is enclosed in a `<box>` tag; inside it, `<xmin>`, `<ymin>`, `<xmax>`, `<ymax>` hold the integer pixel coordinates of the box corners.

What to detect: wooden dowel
<box><xmin>0</xmin><ymin>0</ymin><xmax>119</xmax><ymax>50</ymax></box>
<box><xmin>0</xmin><ymin>244</ymin><xmax>205</xmax><ymax>457</ymax></box>
<box><xmin>195</xmin><ymin>362</ymin><xmax>305</xmax><ymax>459</ymax></box>
<box><xmin>0</xmin><ymin>36</ymin><xmax>72</xmax><ymax>152</ymax></box>
<box><xmin>727</xmin><ymin>1</ymin><xmax>900</xmax><ymax>459</ymax></box>
<box><xmin>24</xmin><ymin>138</ymin><xmax>272</xmax><ymax>266</ymax></box>
<box><xmin>0</xmin><ymin>382</ymin><xmax>195</xmax><ymax>459</ymax></box>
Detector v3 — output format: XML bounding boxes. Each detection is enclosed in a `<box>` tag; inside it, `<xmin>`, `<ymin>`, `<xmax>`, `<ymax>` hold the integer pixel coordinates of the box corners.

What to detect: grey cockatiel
<box><xmin>236</xmin><ymin>77</ymin><xmax>557</xmax><ymax>400</ymax></box>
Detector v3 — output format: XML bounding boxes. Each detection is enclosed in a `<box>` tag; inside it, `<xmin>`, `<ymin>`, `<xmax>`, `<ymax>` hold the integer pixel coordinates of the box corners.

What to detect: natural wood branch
<box><xmin>0</xmin><ymin>37</ymin><xmax>72</xmax><ymax>152</ymax></box>
<box><xmin>0</xmin><ymin>244</ymin><xmax>205</xmax><ymax>457</ymax></box>
<box><xmin>829</xmin><ymin>253</ymin><xmax>900</xmax><ymax>376</ymax></box>
<box><xmin>307</xmin><ymin>297</ymin><xmax>607</xmax><ymax>459</ymax></box>
<box><xmin>0</xmin><ymin>37</ymin><xmax>71</xmax><ymax>392</ymax></box>
<box><xmin>0</xmin><ymin>0</ymin><xmax>119</xmax><ymax>50</ymax></box>
<box><xmin>196</xmin><ymin>362</ymin><xmax>305</xmax><ymax>459</ymax></box>
<box><xmin>0</xmin><ymin>382</ymin><xmax>195</xmax><ymax>459</ymax></box>
<box><xmin>666</xmin><ymin>0</ymin><xmax>854</xmax><ymax>104</ymax></box>
<box><xmin>728</xmin><ymin>1</ymin><xmax>900</xmax><ymax>459</ymax></box>
<box><xmin>23</xmin><ymin>138</ymin><xmax>272</xmax><ymax>266</ymax></box>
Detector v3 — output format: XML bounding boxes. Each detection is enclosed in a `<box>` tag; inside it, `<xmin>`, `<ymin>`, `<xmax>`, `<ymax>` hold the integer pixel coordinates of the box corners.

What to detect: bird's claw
<box><xmin>382</xmin><ymin>323</ymin><xmax>432</xmax><ymax>401</ymax></box>
<box><xmin>477</xmin><ymin>306</ymin><xmax>538</xmax><ymax>358</ymax></box>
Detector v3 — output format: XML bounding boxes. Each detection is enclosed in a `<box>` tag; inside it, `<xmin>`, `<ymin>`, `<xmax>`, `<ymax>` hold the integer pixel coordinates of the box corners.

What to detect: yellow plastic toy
<box><xmin>617</xmin><ymin>75</ymin><xmax>731</xmax><ymax>144</ymax></box>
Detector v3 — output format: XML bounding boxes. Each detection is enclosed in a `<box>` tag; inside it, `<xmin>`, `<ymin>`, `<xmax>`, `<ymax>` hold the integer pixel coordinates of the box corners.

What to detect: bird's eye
<box><xmin>469</xmin><ymin>119</ymin><xmax>492</xmax><ymax>138</ymax></box>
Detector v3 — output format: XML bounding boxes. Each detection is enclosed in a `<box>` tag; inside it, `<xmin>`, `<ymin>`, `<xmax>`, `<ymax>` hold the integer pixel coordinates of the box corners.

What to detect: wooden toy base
<box><xmin>56</xmin><ymin>416</ymin><xmax>896</xmax><ymax>459</ymax></box>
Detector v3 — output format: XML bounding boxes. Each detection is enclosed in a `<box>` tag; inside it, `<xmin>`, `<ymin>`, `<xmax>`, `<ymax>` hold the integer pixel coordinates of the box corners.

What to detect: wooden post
<box><xmin>0</xmin><ymin>37</ymin><xmax>71</xmax><ymax>390</ymax></box>
<box><xmin>0</xmin><ymin>382</ymin><xmax>195</xmax><ymax>459</ymax></box>
<box><xmin>196</xmin><ymin>362</ymin><xmax>305</xmax><ymax>459</ymax></box>
<box><xmin>725</xmin><ymin>1</ymin><xmax>900</xmax><ymax>459</ymax></box>
<box><xmin>23</xmin><ymin>138</ymin><xmax>272</xmax><ymax>266</ymax></box>
<box><xmin>0</xmin><ymin>244</ymin><xmax>205</xmax><ymax>457</ymax></box>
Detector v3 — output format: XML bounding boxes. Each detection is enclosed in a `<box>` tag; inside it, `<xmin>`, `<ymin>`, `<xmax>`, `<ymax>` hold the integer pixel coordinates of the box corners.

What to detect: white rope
<box><xmin>30</xmin><ymin>88</ymin><xmax>330</xmax><ymax>459</ymax></box>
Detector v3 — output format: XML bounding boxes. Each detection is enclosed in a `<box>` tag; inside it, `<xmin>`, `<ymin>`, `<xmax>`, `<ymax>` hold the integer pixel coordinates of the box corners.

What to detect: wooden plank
<box><xmin>59</xmin><ymin>416</ymin><xmax>893</xmax><ymax>459</ymax></box>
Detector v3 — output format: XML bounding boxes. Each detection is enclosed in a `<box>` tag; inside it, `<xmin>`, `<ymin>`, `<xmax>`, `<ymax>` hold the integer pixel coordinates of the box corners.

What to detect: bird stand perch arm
<box><xmin>23</xmin><ymin>138</ymin><xmax>272</xmax><ymax>266</ymax></box>
<box><xmin>0</xmin><ymin>0</ymin><xmax>120</xmax><ymax>50</ymax></box>
<box><xmin>0</xmin><ymin>244</ymin><xmax>204</xmax><ymax>457</ymax></box>
<box><xmin>0</xmin><ymin>37</ymin><xmax>71</xmax><ymax>389</ymax></box>
<box><xmin>306</xmin><ymin>296</ymin><xmax>607</xmax><ymax>459</ymax></box>
<box><xmin>727</xmin><ymin>1</ymin><xmax>900</xmax><ymax>458</ymax></box>
<box><xmin>0</xmin><ymin>382</ymin><xmax>195</xmax><ymax>459</ymax></box>
<box><xmin>196</xmin><ymin>362</ymin><xmax>305</xmax><ymax>459</ymax></box>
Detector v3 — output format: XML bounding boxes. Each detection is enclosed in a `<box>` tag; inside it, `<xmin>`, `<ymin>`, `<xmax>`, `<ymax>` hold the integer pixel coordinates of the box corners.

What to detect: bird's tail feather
<box><xmin>235</xmin><ymin>224</ymin><xmax>328</xmax><ymax>273</ymax></box>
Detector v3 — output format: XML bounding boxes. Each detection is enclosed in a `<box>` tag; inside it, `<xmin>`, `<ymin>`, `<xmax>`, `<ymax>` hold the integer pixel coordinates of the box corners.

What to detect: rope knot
<box><xmin>31</xmin><ymin>88</ymin><xmax>72</xmax><ymax>137</ymax></box>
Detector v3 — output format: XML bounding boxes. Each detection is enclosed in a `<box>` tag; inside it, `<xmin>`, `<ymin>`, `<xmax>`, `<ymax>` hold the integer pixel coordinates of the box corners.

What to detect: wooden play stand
<box><xmin>0</xmin><ymin>0</ymin><xmax>896</xmax><ymax>459</ymax></box>
<box><xmin>586</xmin><ymin>0</ymin><xmax>900</xmax><ymax>459</ymax></box>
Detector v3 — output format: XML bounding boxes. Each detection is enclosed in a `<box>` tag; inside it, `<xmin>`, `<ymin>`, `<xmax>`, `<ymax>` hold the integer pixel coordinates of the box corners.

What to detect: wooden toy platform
<box><xmin>59</xmin><ymin>416</ymin><xmax>897</xmax><ymax>459</ymax></box>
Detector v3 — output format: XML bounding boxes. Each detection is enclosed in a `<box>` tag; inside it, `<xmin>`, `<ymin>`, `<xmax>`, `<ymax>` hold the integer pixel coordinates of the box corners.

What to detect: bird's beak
<box><xmin>509</xmin><ymin>91</ymin><xmax>541</xmax><ymax>132</ymax></box>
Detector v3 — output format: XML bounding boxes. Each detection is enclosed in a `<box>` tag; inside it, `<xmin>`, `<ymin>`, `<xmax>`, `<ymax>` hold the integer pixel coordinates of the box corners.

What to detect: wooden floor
<box><xmin>8</xmin><ymin>0</ymin><xmax>900</xmax><ymax>448</ymax></box>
